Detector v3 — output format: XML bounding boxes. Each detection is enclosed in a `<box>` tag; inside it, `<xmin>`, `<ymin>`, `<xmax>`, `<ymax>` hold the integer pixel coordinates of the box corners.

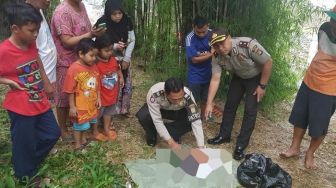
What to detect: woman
<box><xmin>96</xmin><ymin>0</ymin><xmax>135</xmax><ymax>117</ymax></box>
<box><xmin>51</xmin><ymin>0</ymin><xmax>105</xmax><ymax>140</ymax></box>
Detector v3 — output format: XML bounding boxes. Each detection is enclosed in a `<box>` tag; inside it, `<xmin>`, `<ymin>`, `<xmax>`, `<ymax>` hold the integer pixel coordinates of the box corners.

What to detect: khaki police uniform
<box><xmin>211</xmin><ymin>37</ymin><xmax>271</xmax><ymax>149</ymax></box>
<box><xmin>212</xmin><ymin>37</ymin><xmax>271</xmax><ymax>78</ymax></box>
<box><xmin>136</xmin><ymin>82</ymin><xmax>204</xmax><ymax>147</ymax></box>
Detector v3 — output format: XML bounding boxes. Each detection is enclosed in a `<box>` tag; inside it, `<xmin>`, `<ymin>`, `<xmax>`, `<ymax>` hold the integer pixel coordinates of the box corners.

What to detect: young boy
<box><xmin>0</xmin><ymin>2</ymin><xmax>60</xmax><ymax>183</ymax></box>
<box><xmin>93</xmin><ymin>34</ymin><xmax>124</xmax><ymax>141</ymax></box>
<box><xmin>63</xmin><ymin>38</ymin><xmax>101</xmax><ymax>150</ymax></box>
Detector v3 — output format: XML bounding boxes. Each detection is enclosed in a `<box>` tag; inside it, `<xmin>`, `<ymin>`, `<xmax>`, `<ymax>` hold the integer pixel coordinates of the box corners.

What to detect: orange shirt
<box><xmin>96</xmin><ymin>57</ymin><xmax>120</xmax><ymax>106</ymax></box>
<box><xmin>304</xmin><ymin>22</ymin><xmax>336</xmax><ymax>96</ymax></box>
<box><xmin>63</xmin><ymin>62</ymin><xmax>100</xmax><ymax>124</ymax></box>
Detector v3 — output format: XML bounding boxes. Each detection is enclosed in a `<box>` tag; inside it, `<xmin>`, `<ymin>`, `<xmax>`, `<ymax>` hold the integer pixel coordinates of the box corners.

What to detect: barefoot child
<box><xmin>63</xmin><ymin>38</ymin><xmax>101</xmax><ymax>150</ymax></box>
<box><xmin>0</xmin><ymin>2</ymin><xmax>60</xmax><ymax>183</ymax></box>
<box><xmin>92</xmin><ymin>34</ymin><xmax>124</xmax><ymax>140</ymax></box>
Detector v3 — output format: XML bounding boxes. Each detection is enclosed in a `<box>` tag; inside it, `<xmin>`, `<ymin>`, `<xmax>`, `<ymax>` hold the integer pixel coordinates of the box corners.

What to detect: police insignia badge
<box><xmin>238</xmin><ymin>41</ymin><xmax>249</xmax><ymax>48</ymax></box>
<box><xmin>238</xmin><ymin>53</ymin><xmax>247</xmax><ymax>62</ymax></box>
<box><xmin>232</xmin><ymin>47</ymin><xmax>238</xmax><ymax>55</ymax></box>
<box><xmin>187</xmin><ymin>104</ymin><xmax>200</xmax><ymax>122</ymax></box>
<box><xmin>150</xmin><ymin>96</ymin><xmax>155</xmax><ymax>103</ymax></box>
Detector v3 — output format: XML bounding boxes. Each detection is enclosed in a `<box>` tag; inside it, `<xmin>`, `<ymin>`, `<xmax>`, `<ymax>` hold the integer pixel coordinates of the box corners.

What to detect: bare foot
<box><xmin>304</xmin><ymin>153</ymin><xmax>318</xmax><ymax>170</ymax></box>
<box><xmin>279</xmin><ymin>148</ymin><xmax>300</xmax><ymax>159</ymax></box>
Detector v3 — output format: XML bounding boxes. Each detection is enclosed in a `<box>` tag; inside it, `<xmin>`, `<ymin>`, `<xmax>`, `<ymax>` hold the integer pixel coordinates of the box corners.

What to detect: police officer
<box><xmin>205</xmin><ymin>28</ymin><xmax>273</xmax><ymax>160</ymax></box>
<box><xmin>136</xmin><ymin>77</ymin><xmax>205</xmax><ymax>149</ymax></box>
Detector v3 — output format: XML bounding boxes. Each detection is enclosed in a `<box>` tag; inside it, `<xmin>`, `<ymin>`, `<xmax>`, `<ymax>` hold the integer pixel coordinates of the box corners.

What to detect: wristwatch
<box><xmin>259</xmin><ymin>83</ymin><xmax>267</xmax><ymax>90</ymax></box>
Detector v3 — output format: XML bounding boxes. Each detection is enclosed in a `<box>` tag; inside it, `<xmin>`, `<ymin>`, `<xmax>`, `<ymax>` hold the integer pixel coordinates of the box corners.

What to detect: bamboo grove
<box><xmin>0</xmin><ymin>0</ymin><xmax>318</xmax><ymax>110</ymax></box>
<box><xmin>123</xmin><ymin>0</ymin><xmax>317</xmax><ymax>109</ymax></box>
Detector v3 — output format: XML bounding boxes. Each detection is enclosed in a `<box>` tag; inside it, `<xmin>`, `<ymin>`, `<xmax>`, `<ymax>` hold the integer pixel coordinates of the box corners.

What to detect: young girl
<box><xmin>95</xmin><ymin>0</ymin><xmax>135</xmax><ymax>117</ymax></box>
<box><xmin>63</xmin><ymin>38</ymin><xmax>101</xmax><ymax>150</ymax></box>
<box><xmin>93</xmin><ymin>34</ymin><xmax>124</xmax><ymax>140</ymax></box>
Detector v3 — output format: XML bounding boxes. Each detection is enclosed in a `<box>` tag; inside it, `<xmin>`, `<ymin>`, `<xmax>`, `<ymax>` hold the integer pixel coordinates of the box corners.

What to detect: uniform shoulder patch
<box><xmin>153</xmin><ymin>90</ymin><xmax>165</xmax><ymax>98</ymax></box>
<box><xmin>251</xmin><ymin>45</ymin><xmax>263</xmax><ymax>56</ymax></box>
<box><xmin>184</xmin><ymin>93</ymin><xmax>191</xmax><ymax>101</ymax></box>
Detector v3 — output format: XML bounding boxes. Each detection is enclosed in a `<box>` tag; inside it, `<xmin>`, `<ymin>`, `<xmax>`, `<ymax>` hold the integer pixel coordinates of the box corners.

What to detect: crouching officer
<box><xmin>205</xmin><ymin>28</ymin><xmax>273</xmax><ymax>160</ymax></box>
<box><xmin>136</xmin><ymin>77</ymin><xmax>205</xmax><ymax>149</ymax></box>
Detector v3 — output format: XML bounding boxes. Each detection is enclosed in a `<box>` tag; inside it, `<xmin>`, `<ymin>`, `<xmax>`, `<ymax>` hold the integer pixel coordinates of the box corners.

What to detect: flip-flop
<box><xmin>93</xmin><ymin>133</ymin><xmax>108</xmax><ymax>141</ymax></box>
<box><xmin>107</xmin><ymin>130</ymin><xmax>117</xmax><ymax>141</ymax></box>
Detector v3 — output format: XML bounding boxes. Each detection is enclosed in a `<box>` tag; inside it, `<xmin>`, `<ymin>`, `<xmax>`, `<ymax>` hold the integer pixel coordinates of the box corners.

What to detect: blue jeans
<box><xmin>8</xmin><ymin>109</ymin><xmax>60</xmax><ymax>181</ymax></box>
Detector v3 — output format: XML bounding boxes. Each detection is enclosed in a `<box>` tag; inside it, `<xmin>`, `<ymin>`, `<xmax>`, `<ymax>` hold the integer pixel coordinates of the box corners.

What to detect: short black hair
<box><xmin>3</xmin><ymin>2</ymin><xmax>42</xmax><ymax>27</ymax></box>
<box><xmin>192</xmin><ymin>16</ymin><xmax>208</xmax><ymax>28</ymax></box>
<box><xmin>164</xmin><ymin>77</ymin><xmax>184</xmax><ymax>95</ymax></box>
<box><xmin>94</xmin><ymin>34</ymin><xmax>112</xmax><ymax>50</ymax></box>
<box><xmin>76</xmin><ymin>38</ymin><xmax>96</xmax><ymax>55</ymax></box>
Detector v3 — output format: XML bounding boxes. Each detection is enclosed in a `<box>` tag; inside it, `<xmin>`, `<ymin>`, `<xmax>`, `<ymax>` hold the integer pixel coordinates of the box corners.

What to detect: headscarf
<box><xmin>96</xmin><ymin>0</ymin><xmax>133</xmax><ymax>43</ymax></box>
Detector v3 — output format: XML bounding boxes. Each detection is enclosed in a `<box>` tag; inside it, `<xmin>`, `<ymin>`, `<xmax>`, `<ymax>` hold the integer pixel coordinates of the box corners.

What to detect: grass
<box><xmin>0</xmin><ymin>133</ymin><xmax>130</xmax><ymax>187</ymax></box>
<box><xmin>0</xmin><ymin>107</ymin><xmax>132</xmax><ymax>187</ymax></box>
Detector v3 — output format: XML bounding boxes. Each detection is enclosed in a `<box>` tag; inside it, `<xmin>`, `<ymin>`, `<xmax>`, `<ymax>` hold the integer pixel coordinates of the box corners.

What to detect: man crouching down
<box><xmin>136</xmin><ymin>77</ymin><xmax>205</xmax><ymax>149</ymax></box>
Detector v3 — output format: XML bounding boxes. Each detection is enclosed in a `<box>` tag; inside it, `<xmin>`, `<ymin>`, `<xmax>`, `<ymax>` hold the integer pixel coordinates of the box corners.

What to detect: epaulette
<box><xmin>184</xmin><ymin>92</ymin><xmax>191</xmax><ymax>101</ymax></box>
<box><xmin>153</xmin><ymin>90</ymin><xmax>165</xmax><ymax>98</ymax></box>
<box><xmin>238</xmin><ymin>41</ymin><xmax>250</xmax><ymax>48</ymax></box>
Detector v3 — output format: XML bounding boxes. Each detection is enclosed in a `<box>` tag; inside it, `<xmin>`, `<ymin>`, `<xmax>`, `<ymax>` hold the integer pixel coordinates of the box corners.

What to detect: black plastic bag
<box><xmin>237</xmin><ymin>153</ymin><xmax>292</xmax><ymax>188</ymax></box>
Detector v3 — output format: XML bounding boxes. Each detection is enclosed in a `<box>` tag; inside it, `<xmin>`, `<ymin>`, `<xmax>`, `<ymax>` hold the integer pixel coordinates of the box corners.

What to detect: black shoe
<box><xmin>233</xmin><ymin>146</ymin><xmax>245</xmax><ymax>160</ymax></box>
<box><xmin>207</xmin><ymin>135</ymin><xmax>230</xmax><ymax>145</ymax></box>
<box><xmin>146</xmin><ymin>135</ymin><xmax>157</xmax><ymax>147</ymax></box>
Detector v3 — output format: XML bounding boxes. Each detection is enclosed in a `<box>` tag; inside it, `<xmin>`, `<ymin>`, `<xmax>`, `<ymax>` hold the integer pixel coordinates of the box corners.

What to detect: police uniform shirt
<box><xmin>146</xmin><ymin>82</ymin><xmax>205</xmax><ymax>147</ymax></box>
<box><xmin>212</xmin><ymin>37</ymin><xmax>271</xmax><ymax>79</ymax></box>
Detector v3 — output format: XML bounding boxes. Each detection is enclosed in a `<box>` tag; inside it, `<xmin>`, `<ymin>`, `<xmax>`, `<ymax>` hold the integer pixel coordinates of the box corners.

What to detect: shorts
<box><xmin>98</xmin><ymin>104</ymin><xmax>119</xmax><ymax>119</ymax></box>
<box><xmin>73</xmin><ymin>118</ymin><xmax>97</xmax><ymax>131</ymax></box>
<box><xmin>289</xmin><ymin>82</ymin><xmax>336</xmax><ymax>138</ymax></box>
<box><xmin>188</xmin><ymin>82</ymin><xmax>210</xmax><ymax>103</ymax></box>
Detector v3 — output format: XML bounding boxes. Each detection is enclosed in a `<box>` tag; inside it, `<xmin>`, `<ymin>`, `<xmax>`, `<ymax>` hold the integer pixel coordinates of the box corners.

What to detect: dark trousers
<box><xmin>219</xmin><ymin>74</ymin><xmax>259</xmax><ymax>149</ymax></box>
<box><xmin>8</xmin><ymin>109</ymin><xmax>61</xmax><ymax>181</ymax></box>
<box><xmin>136</xmin><ymin>103</ymin><xmax>192</xmax><ymax>141</ymax></box>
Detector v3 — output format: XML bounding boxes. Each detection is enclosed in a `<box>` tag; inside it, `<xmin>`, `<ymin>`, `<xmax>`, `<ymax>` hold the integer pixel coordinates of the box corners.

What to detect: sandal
<box><xmin>93</xmin><ymin>133</ymin><xmax>108</xmax><ymax>141</ymax></box>
<box><xmin>106</xmin><ymin>130</ymin><xmax>117</xmax><ymax>141</ymax></box>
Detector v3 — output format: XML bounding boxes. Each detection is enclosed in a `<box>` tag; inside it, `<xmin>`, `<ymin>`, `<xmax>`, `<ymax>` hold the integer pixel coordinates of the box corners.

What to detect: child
<box><xmin>63</xmin><ymin>38</ymin><xmax>101</xmax><ymax>150</ymax></box>
<box><xmin>93</xmin><ymin>34</ymin><xmax>124</xmax><ymax>140</ymax></box>
<box><xmin>96</xmin><ymin>0</ymin><xmax>135</xmax><ymax>117</ymax></box>
<box><xmin>0</xmin><ymin>2</ymin><xmax>60</xmax><ymax>183</ymax></box>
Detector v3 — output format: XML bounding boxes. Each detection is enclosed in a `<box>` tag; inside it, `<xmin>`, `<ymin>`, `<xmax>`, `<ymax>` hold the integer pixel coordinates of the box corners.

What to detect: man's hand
<box><xmin>253</xmin><ymin>86</ymin><xmax>266</xmax><ymax>102</ymax></box>
<box><xmin>204</xmin><ymin>103</ymin><xmax>213</xmax><ymax>121</ymax></box>
<box><xmin>167</xmin><ymin>139</ymin><xmax>181</xmax><ymax>150</ymax></box>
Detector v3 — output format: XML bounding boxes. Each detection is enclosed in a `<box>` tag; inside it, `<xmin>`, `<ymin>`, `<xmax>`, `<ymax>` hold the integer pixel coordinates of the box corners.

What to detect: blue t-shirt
<box><xmin>185</xmin><ymin>30</ymin><xmax>212</xmax><ymax>84</ymax></box>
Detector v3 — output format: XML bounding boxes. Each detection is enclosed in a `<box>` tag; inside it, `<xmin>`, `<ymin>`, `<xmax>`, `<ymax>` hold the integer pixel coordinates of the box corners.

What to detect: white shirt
<box><xmin>36</xmin><ymin>10</ymin><xmax>57</xmax><ymax>83</ymax></box>
<box><xmin>146</xmin><ymin>82</ymin><xmax>205</xmax><ymax>147</ymax></box>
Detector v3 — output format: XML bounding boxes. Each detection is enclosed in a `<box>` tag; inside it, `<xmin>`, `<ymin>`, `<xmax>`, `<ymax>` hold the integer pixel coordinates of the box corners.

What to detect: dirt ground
<box><xmin>0</xmin><ymin>63</ymin><xmax>334</xmax><ymax>187</ymax></box>
<box><xmin>109</xmin><ymin>66</ymin><xmax>336</xmax><ymax>188</ymax></box>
